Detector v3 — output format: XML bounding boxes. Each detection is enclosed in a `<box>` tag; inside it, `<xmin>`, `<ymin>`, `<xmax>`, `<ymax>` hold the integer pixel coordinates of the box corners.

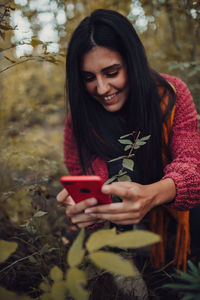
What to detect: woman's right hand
<box><xmin>56</xmin><ymin>189</ymin><xmax>98</xmax><ymax>228</ymax></box>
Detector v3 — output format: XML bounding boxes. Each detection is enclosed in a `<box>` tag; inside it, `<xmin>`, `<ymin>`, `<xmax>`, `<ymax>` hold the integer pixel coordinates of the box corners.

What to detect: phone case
<box><xmin>60</xmin><ymin>175</ymin><xmax>112</xmax><ymax>204</ymax></box>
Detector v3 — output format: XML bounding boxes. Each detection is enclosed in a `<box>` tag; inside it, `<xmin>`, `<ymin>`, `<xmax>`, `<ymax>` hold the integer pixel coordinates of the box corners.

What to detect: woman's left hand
<box><xmin>84</xmin><ymin>179</ymin><xmax>176</xmax><ymax>225</ymax></box>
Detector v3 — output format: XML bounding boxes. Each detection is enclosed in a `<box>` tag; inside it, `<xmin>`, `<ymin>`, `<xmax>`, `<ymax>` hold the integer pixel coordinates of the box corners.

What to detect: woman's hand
<box><xmin>84</xmin><ymin>178</ymin><xmax>176</xmax><ymax>225</ymax></box>
<box><xmin>56</xmin><ymin>189</ymin><xmax>99</xmax><ymax>228</ymax></box>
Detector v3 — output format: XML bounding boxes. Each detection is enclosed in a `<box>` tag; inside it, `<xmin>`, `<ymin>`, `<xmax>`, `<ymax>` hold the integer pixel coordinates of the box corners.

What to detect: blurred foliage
<box><xmin>0</xmin><ymin>0</ymin><xmax>200</xmax><ymax>299</ymax></box>
<box><xmin>0</xmin><ymin>227</ymin><xmax>160</xmax><ymax>299</ymax></box>
<box><xmin>163</xmin><ymin>260</ymin><xmax>200</xmax><ymax>299</ymax></box>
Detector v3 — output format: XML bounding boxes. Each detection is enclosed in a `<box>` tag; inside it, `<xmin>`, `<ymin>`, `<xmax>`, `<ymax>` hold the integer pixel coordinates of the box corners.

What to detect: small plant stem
<box><xmin>128</xmin><ymin>131</ymin><xmax>141</xmax><ymax>157</ymax></box>
<box><xmin>0</xmin><ymin>251</ymin><xmax>39</xmax><ymax>274</ymax></box>
<box><xmin>119</xmin><ymin>131</ymin><xmax>141</xmax><ymax>176</ymax></box>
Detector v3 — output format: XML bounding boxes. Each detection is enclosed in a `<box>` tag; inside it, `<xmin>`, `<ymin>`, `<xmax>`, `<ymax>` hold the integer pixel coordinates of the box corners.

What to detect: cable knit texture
<box><xmin>64</xmin><ymin>74</ymin><xmax>200</xmax><ymax>210</ymax></box>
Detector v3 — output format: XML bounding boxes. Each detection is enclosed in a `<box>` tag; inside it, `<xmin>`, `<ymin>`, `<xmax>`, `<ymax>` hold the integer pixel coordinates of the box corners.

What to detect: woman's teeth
<box><xmin>104</xmin><ymin>93</ymin><xmax>117</xmax><ymax>101</ymax></box>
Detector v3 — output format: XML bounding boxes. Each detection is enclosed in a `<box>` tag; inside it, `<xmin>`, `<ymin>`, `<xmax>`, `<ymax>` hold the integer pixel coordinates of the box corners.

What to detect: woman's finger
<box><xmin>56</xmin><ymin>188</ymin><xmax>68</xmax><ymax>202</ymax></box>
<box><xmin>66</xmin><ymin>198</ymin><xmax>98</xmax><ymax>216</ymax></box>
<box><xmin>88</xmin><ymin>211</ymin><xmax>140</xmax><ymax>223</ymax></box>
<box><xmin>102</xmin><ymin>182</ymin><xmax>141</xmax><ymax>199</ymax></box>
<box><xmin>56</xmin><ymin>189</ymin><xmax>75</xmax><ymax>205</ymax></box>
<box><xmin>70</xmin><ymin>211</ymin><xmax>97</xmax><ymax>224</ymax></box>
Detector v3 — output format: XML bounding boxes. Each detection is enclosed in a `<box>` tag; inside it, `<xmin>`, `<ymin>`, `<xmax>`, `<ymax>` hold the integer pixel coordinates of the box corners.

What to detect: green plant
<box><xmin>106</xmin><ymin>131</ymin><xmax>150</xmax><ymax>184</ymax></box>
<box><xmin>163</xmin><ymin>260</ymin><xmax>200</xmax><ymax>300</ymax></box>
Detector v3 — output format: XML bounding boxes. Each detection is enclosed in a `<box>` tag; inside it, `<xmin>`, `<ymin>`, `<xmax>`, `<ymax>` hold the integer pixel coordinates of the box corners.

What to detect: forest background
<box><xmin>0</xmin><ymin>0</ymin><xmax>200</xmax><ymax>299</ymax></box>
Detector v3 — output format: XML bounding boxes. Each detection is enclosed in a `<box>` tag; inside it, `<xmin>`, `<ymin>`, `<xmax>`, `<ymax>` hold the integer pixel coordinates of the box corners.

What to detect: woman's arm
<box><xmin>162</xmin><ymin>75</ymin><xmax>200</xmax><ymax>210</ymax></box>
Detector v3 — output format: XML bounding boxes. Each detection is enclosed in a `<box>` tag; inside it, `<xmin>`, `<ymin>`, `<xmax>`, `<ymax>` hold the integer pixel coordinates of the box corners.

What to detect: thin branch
<box><xmin>128</xmin><ymin>131</ymin><xmax>141</xmax><ymax>157</ymax></box>
<box><xmin>0</xmin><ymin>58</ymin><xmax>34</xmax><ymax>74</ymax></box>
<box><xmin>0</xmin><ymin>251</ymin><xmax>39</xmax><ymax>274</ymax></box>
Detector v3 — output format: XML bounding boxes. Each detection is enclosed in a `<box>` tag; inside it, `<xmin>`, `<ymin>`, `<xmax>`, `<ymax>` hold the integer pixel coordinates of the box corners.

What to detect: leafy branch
<box><xmin>105</xmin><ymin>131</ymin><xmax>151</xmax><ymax>184</ymax></box>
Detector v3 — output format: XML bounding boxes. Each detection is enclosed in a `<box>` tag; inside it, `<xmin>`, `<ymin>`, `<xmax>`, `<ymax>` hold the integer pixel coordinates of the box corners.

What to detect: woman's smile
<box><xmin>81</xmin><ymin>46</ymin><xmax>130</xmax><ymax>112</ymax></box>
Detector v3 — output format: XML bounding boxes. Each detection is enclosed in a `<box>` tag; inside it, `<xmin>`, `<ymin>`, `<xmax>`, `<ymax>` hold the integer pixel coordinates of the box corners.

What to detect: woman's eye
<box><xmin>83</xmin><ymin>76</ymin><xmax>95</xmax><ymax>82</ymax></box>
<box><xmin>106</xmin><ymin>71</ymin><xmax>119</xmax><ymax>77</ymax></box>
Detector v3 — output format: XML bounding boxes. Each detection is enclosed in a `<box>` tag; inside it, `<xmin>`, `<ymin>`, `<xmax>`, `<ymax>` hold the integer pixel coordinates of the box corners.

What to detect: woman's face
<box><xmin>81</xmin><ymin>46</ymin><xmax>129</xmax><ymax>113</ymax></box>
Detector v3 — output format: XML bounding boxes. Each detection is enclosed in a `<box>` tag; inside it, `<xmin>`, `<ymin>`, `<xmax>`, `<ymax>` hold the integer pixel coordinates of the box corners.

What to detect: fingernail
<box><xmin>85</xmin><ymin>208</ymin><xmax>92</xmax><ymax>214</ymax></box>
<box><xmin>88</xmin><ymin>198</ymin><xmax>97</xmax><ymax>205</ymax></box>
<box><xmin>90</xmin><ymin>213</ymin><xmax>96</xmax><ymax>217</ymax></box>
<box><xmin>102</xmin><ymin>185</ymin><xmax>109</xmax><ymax>192</ymax></box>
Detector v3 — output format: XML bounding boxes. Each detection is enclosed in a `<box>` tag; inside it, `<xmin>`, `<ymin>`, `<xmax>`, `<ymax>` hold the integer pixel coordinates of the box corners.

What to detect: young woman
<box><xmin>57</xmin><ymin>9</ymin><xmax>200</xmax><ymax>268</ymax></box>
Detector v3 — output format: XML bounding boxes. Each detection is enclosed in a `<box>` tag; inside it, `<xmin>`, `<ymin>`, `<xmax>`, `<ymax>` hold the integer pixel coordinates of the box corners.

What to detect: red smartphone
<box><xmin>60</xmin><ymin>175</ymin><xmax>112</xmax><ymax>204</ymax></box>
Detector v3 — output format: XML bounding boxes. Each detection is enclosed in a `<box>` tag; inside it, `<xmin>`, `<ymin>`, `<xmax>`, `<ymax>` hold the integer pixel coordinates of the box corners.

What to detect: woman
<box><xmin>57</xmin><ymin>9</ymin><xmax>200</xmax><ymax>268</ymax></box>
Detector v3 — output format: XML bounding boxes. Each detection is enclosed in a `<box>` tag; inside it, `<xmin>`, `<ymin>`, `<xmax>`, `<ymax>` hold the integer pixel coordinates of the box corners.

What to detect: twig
<box><xmin>0</xmin><ymin>251</ymin><xmax>39</xmax><ymax>274</ymax></box>
<box><xmin>152</xmin><ymin>259</ymin><xmax>175</xmax><ymax>273</ymax></box>
<box><xmin>0</xmin><ymin>58</ymin><xmax>34</xmax><ymax>74</ymax></box>
<box><xmin>128</xmin><ymin>131</ymin><xmax>140</xmax><ymax>157</ymax></box>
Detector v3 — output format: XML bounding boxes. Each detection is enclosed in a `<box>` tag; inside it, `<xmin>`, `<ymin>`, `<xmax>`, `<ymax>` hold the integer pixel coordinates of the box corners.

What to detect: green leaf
<box><xmin>0</xmin><ymin>240</ymin><xmax>18</xmax><ymax>263</ymax></box>
<box><xmin>120</xmin><ymin>132</ymin><xmax>135</xmax><ymax>139</ymax></box>
<box><xmin>86</xmin><ymin>228</ymin><xmax>117</xmax><ymax>253</ymax></box>
<box><xmin>140</xmin><ymin>135</ymin><xmax>151</xmax><ymax>141</ymax></box>
<box><xmin>108</xmin><ymin>155</ymin><xmax>126</xmax><ymax>163</ymax></box>
<box><xmin>124</xmin><ymin>145</ymin><xmax>132</xmax><ymax>151</ymax></box>
<box><xmin>51</xmin><ymin>281</ymin><xmax>68</xmax><ymax>300</ymax></box>
<box><xmin>187</xmin><ymin>260</ymin><xmax>200</xmax><ymax>276</ymax></box>
<box><xmin>107</xmin><ymin>230</ymin><xmax>160</xmax><ymax>249</ymax></box>
<box><xmin>50</xmin><ymin>266</ymin><xmax>63</xmax><ymax>282</ymax></box>
<box><xmin>135</xmin><ymin>140</ymin><xmax>146</xmax><ymax>147</ymax></box>
<box><xmin>173</xmin><ymin>270</ymin><xmax>200</xmax><ymax>283</ymax></box>
<box><xmin>67</xmin><ymin>229</ymin><xmax>85</xmax><ymax>267</ymax></box>
<box><xmin>118</xmin><ymin>170</ymin><xmax>128</xmax><ymax>176</ymax></box>
<box><xmin>105</xmin><ymin>175</ymin><xmax>117</xmax><ymax>184</ymax></box>
<box><xmin>122</xmin><ymin>158</ymin><xmax>134</xmax><ymax>171</ymax></box>
<box><xmin>118</xmin><ymin>139</ymin><xmax>132</xmax><ymax>145</ymax></box>
<box><xmin>33</xmin><ymin>210</ymin><xmax>47</xmax><ymax>217</ymax></box>
<box><xmin>89</xmin><ymin>251</ymin><xmax>137</xmax><ymax>277</ymax></box>
<box><xmin>118</xmin><ymin>175</ymin><xmax>131</xmax><ymax>182</ymax></box>
<box><xmin>163</xmin><ymin>283</ymin><xmax>200</xmax><ymax>290</ymax></box>
<box><xmin>66</xmin><ymin>267</ymin><xmax>89</xmax><ymax>300</ymax></box>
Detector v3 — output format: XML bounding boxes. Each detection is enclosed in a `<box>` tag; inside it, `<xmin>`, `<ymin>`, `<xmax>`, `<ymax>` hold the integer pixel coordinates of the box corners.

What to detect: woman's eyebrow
<box><xmin>101</xmin><ymin>64</ymin><xmax>121</xmax><ymax>72</ymax></box>
<box><xmin>81</xmin><ymin>64</ymin><xmax>121</xmax><ymax>74</ymax></box>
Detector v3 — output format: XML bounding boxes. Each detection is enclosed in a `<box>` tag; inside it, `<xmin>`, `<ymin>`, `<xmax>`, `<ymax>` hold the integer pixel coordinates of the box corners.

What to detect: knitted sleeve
<box><xmin>64</xmin><ymin>113</ymin><xmax>83</xmax><ymax>175</ymax></box>
<box><xmin>162</xmin><ymin>75</ymin><xmax>200</xmax><ymax>210</ymax></box>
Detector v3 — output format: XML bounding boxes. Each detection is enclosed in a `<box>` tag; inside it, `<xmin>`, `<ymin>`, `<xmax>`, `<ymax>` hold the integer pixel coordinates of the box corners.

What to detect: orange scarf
<box><xmin>149</xmin><ymin>84</ymin><xmax>190</xmax><ymax>271</ymax></box>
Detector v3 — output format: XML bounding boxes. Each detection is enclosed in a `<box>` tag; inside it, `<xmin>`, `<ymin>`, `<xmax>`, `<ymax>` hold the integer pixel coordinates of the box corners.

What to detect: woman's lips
<box><xmin>102</xmin><ymin>92</ymin><xmax>119</xmax><ymax>104</ymax></box>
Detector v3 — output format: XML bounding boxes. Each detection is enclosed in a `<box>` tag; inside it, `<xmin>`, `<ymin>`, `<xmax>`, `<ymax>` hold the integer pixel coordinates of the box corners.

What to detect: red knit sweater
<box><xmin>64</xmin><ymin>74</ymin><xmax>200</xmax><ymax>210</ymax></box>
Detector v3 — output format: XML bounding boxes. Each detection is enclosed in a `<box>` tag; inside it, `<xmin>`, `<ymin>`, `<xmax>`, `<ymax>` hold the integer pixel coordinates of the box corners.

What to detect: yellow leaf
<box><xmin>86</xmin><ymin>228</ymin><xmax>116</xmax><ymax>253</ymax></box>
<box><xmin>66</xmin><ymin>267</ymin><xmax>89</xmax><ymax>300</ymax></box>
<box><xmin>108</xmin><ymin>230</ymin><xmax>160</xmax><ymax>249</ymax></box>
<box><xmin>67</xmin><ymin>229</ymin><xmax>85</xmax><ymax>267</ymax></box>
<box><xmin>0</xmin><ymin>240</ymin><xmax>18</xmax><ymax>263</ymax></box>
<box><xmin>50</xmin><ymin>266</ymin><xmax>63</xmax><ymax>282</ymax></box>
<box><xmin>89</xmin><ymin>251</ymin><xmax>137</xmax><ymax>277</ymax></box>
<box><xmin>51</xmin><ymin>281</ymin><xmax>68</xmax><ymax>300</ymax></box>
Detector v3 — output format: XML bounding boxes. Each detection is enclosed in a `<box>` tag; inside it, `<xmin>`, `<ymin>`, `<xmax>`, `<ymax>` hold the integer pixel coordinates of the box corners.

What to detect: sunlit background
<box><xmin>11</xmin><ymin>0</ymin><xmax>162</xmax><ymax>57</ymax></box>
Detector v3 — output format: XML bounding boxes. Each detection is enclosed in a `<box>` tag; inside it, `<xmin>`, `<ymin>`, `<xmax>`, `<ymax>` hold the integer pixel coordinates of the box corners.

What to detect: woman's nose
<box><xmin>96</xmin><ymin>77</ymin><xmax>109</xmax><ymax>95</ymax></box>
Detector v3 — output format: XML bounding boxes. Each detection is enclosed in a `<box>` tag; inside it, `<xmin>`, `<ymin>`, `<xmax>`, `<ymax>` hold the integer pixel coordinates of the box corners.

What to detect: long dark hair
<box><xmin>66</xmin><ymin>9</ymin><xmax>176</xmax><ymax>184</ymax></box>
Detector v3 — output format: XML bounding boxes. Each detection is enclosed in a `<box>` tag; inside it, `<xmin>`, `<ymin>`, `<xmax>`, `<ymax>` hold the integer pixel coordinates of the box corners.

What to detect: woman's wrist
<box><xmin>149</xmin><ymin>178</ymin><xmax>176</xmax><ymax>207</ymax></box>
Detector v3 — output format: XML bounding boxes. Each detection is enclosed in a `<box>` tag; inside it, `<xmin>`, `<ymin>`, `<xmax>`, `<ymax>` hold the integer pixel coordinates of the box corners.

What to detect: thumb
<box><xmin>57</xmin><ymin>189</ymin><xmax>75</xmax><ymax>205</ymax></box>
